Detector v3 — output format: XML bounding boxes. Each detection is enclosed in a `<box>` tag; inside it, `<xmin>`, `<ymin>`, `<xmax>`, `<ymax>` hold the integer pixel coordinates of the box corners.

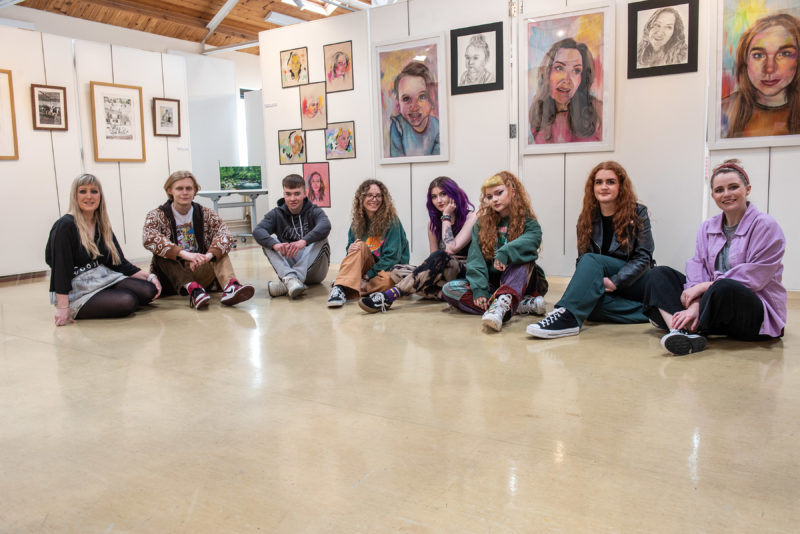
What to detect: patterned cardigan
<box><xmin>142</xmin><ymin>200</ymin><xmax>233</xmax><ymax>261</ymax></box>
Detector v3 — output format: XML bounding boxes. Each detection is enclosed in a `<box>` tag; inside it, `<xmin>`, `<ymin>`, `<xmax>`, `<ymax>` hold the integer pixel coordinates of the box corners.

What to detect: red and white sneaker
<box><xmin>190</xmin><ymin>287</ymin><xmax>211</xmax><ymax>309</ymax></box>
<box><xmin>221</xmin><ymin>279</ymin><xmax>254</xmax><ymax>306</ymax></box>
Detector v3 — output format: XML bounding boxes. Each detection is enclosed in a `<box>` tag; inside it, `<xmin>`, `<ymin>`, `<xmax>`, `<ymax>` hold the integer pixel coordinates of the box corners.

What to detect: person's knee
<box><xmin>576</xmin><ymin>253</ymin><xmax>602</xmax><ymax>269</ymax></box>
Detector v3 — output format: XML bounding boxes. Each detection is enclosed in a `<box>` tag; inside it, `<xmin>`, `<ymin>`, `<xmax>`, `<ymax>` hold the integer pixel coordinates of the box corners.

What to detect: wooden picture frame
<box><xmin>324</xmin><ymin>40</ymin><xmax>354</xmax><ymax>93</ymax></box>
<box><xmin>280</xmin><ymin>47</ymin><xmax>309</xmax><ymax>88</ymax></box>
<box><xmin>0</xmin><ymin>69</ymin><xmax>19</xmax><ymax>160</ymax></box>
<box><xmin>450</xmin><ymin>21</ymin><xmax>504</xmax><ymax>95</ymax></box>
<box><xmin>325</xmin><ymin>121</ymin><xmax>356</xmax><ymax>160</ymax></box>
<box><xmin>90</xmin><ymin>81</ymin><xmax>146</xmax><ymax>162</ymax></box>
<box><xmin>152</xmin><ymin>97</ymin><xmax>181</xmax><ymax>137</ymax></box>
<box><xmin>627</xmin><ymin>0</ymin><xmax>699</xmax><ymax>79</ymax></box>
<box><xmin>31</xmin><ymin>84</ymin><xmax>68</xmax><ymax>131</ymax></box>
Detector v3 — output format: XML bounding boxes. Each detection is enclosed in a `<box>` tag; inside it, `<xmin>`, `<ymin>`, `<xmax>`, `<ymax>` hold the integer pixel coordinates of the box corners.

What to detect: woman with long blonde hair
<box><xmin>442</xmin><ymin>171</ymin><xmax>548</xmax><ymax>332</ymax></box>
<box><xmin>327</xmin><ymin>179</ymin><xmax>409</xmax><ymax>307</ymax></box>
<box><xmin>45</xmin><ymin>174</ymin><xmax>160</xmax><ymax>326</ymax></box>
<box><xmin>528</xmin><ymin>161</ymin><xmax>654</xmax><ymax>339</ymax></box>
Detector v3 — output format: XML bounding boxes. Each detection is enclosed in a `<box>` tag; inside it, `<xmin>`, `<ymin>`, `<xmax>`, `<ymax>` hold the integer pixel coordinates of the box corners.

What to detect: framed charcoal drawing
<box><xmin>627</xmin><ymin>0</ymin><xmax>699</xmax><ymax>79</ymax></box>
<box><xmin>153</xmin><ymin>97</ymin><xmax>181</xmax><ymax>137</ymax></box>
<box><xmin>31</xmin><ymin>84</ymin><xmax>68</xmax><ymax>131</ymax></box>
<box><xmin>90</xmin><ymin>81</ymin><xmax>146</xmax><ymax>162</ymax></box>
<box><xmin>451</xmin><ymin>21</ymin><xmax>504</xmax><ymax>95</ymax></box>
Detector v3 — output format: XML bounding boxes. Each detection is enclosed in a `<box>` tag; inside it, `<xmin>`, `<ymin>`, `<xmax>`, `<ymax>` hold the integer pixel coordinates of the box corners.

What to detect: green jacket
<box><xmin>347</xmin><ymin>218</ymin><xmax>410</xmax><ymax>279</ymax></box>
<box><xmin>465</xmin><ymin>216</ymin><xmax>542</xmax><ymax>299</ymax></box>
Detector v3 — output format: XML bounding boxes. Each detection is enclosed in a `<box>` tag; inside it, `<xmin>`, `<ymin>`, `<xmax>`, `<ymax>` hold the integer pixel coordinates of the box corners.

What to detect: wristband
<box><xmin>147</xmin><ymin>273</ymin><xmax>157</xmax><ymax>282</ymax></box>
<box><xmin>440</xmin><ymin>215</ymin><xmax>452</xmax><ymax>222</ymax></box>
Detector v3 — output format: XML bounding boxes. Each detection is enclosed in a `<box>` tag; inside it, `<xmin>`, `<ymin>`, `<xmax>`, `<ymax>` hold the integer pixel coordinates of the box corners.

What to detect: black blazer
<box><xmin>578</xmin><ymin>203</ymin><xmax>655</xmax><ymax>289</ymax></box>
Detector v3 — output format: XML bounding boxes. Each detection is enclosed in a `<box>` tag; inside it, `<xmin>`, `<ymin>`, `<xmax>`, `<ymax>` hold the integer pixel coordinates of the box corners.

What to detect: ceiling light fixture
<box><xmin>281</xmin><ymin>0</ymin><xmax>336</xmax><ymax>16</ymax></box>
<box><xmin>264</xmin><ymin>11</ymin><xmax>305</xmax><ymax>26</ymax></box>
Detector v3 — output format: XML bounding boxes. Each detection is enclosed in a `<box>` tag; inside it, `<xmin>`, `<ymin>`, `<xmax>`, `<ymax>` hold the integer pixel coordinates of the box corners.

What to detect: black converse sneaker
<box><xmin>327</xmin><ymin>285</ymin><xmax>347</xmax><ymax>308</ymax></box>
<box><xmin>526</xmin><ymin>307</ymin><xmax>580</xmax><ymax>338</ymax></box>
<box><xmin>359</xmin><ymin>292</ymin><xmax>392</xmax><ymax>313</ymax></box>
<box><xmin>660</xmin><ymin>329</ymin><xmax>707</xmax><ymax>356</ymax></box>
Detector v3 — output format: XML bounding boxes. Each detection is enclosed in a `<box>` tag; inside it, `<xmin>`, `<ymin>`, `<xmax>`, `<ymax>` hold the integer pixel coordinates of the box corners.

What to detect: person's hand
<box><xmin>285</xmin><ymin>239</ymin><xmax>307</xmax><ymax>259</ymax></box>
<box><xmin>493</xmin><ymin>258</ymin><xmax>506</xmax><ymax>271</ymax></box>
<box><xmin>603</xmin><ymin>277</ymin><xmax>617</xmax><ymax>293</ymax></box>
<box><xmin>54</xmin><ymin>307</ymin><xmax>73</xmax><ymax>326</ymax></box>
<box><xmin>473</xmin><ymin>296</ymin><xmax>489</xmax><ymax>310</ymax></box>
<box><xmin>442</xmin><ymin>198</ymin><xmax>456</xmax><ymax>217</ymax></box>
<box><xmin>680</xmin><ymin>282</ymin><xmax>710</xmax><ymax>308</ymax></box>
<box><xmin>671</xmin><ymin>302</ymin><xmax>700</xmax><ymax>332</ymax></box>
<box><xmin>348</xmin><ymin>240</ymin><xmax>362</xmax><ymax>254</ymax></box>
<box><xmin>149</xmin><ymin>275</ymin><xmax>162</xmax><ymax>299</ymax></box>
<box><xmin>273</xmin><ymin>242</ymin><xmax>287</xmax><ymax>255</ymax></box>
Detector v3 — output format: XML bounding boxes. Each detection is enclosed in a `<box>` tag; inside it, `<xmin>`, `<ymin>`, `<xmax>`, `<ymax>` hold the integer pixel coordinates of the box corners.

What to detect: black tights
<box><xmin>76</xmin><ymin>277</ymin><xmax>157</xmax><ymax>320</ymax></box>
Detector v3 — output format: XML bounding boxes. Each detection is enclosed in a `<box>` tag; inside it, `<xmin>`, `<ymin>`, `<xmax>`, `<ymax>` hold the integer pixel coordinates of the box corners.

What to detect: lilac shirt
<box><xmin>685</xmin><ymin>203</ymin><xmax>786</xmax><ymax>337</ymax></box>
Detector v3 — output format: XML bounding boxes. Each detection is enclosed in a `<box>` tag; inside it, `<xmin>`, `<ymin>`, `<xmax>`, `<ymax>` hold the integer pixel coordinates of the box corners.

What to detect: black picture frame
<box><xmin>450</xmin><ymin>21</ymin><xmax>503</xmax><ymax>95</ymax></box>
<box><xmin>627</xmin><ymin>0</ymin><xmax>698</xmax><ymax>79</ymax></box>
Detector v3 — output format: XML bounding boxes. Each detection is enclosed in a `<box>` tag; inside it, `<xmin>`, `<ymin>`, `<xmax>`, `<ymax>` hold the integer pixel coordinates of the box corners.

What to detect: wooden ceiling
<box><xmin>17</xmin><ymin>0</ymin><xmax>371</xmax><ymax>54</ymax></box>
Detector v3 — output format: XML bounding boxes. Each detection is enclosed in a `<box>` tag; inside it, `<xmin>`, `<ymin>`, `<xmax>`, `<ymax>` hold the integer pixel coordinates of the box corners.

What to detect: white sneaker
<box><xmin>268</xmin><ymin>280</ymin><xmax>287</xmax><ymax>297</ymax></box>
<box><xmin>327</xmin><ymin>285</ymin><xmax>346</xmax><ymax>308</ymax></box>
<box><xmin>285</xmin><ymin>277</ymin><xmax>307</xmax><ymax>299</ymax></box>
<box><xmin>518</xmin><ymin>295</ymin><xmax>546</xmax><ymax>316</ymax></box>
<box><xmin>481</xmin><ymin>294</ymin><xmax>512</xmax><ymax>332</ymax></box>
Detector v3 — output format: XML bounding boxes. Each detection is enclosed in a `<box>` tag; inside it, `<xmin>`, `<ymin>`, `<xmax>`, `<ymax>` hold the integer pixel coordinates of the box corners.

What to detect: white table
<box><xmin>197</xmin><ymin>189</ymin><xmax>268</xmax><ymax>243</ymax></box>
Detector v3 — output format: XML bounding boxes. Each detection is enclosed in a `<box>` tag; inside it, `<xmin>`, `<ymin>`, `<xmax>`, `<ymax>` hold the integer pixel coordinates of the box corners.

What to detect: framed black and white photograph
<box><xmin>31</xmin><ymin>84</ymin><xmax>68</xmax><ymax>131</ymax></box>
<box><xmin>90</xmin><ymin>81</ymin><xmax>146</xmax><ymax>162</ymax></box>
<box><xmin>152</xmin><ymin>97</ymin><xmax>181</xmax><ymax>137</ymax></box>
<box><xmin>627</xmin><ymin>0</ymin><xmax>699</xmax><ymax>79</ymax></box>
<box><xmin>450</xmin><ymin>21</ymin><xmax>503</xmax><ymax>95</ymax></box>
<box><xmin>0</xmin><ymin>69</ymin><xmax>19</xmax><ymax>160</ymax></box>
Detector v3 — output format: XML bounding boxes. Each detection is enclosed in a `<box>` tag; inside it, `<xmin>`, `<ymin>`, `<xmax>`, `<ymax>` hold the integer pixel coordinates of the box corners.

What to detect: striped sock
<box><xmin>383</xmin><ymin>287</ymin><xmax>402</xmax><ymax>303</ymax></box>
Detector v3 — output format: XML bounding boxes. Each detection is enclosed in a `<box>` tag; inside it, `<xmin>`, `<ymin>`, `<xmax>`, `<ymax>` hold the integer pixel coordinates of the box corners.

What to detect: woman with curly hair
<box><xmin>442</xmin><ymin>171</ymin><xmax>548</xmax><ymax>332</ymax></box>
<box><xmin>359</xmin><ymin>176</ymin><xmax>477</xmax><ymax>313</ymax></box>
<box><xmin>527</xmin><ymin>161</ymin><xmax>655</xmax><ymax>339</ymax></box>
<box><xmin>327</xmin><ymin>179</ymin><xmax>409</xmax><ymax>307</ymax></box>
<box><xmin>529</xmin><ymin>38</ymin><xmax>602</xmax><ymax>144</ymax></box>
<box><xmin>636</xmin><ymin>7</ymin><xmax>689</xmax><ymax>68</ymax></box>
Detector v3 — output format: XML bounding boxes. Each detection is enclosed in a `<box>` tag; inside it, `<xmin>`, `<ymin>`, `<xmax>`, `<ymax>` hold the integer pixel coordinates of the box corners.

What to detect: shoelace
<box><xmin>330</xmin><ymin>286</ymin><xmax>345</xmax><ymax>299</ymax></box>
<box><xmin>538</xmin><ymin>308</ymin><xmax>565</xmax><ymax>327</ymax></box>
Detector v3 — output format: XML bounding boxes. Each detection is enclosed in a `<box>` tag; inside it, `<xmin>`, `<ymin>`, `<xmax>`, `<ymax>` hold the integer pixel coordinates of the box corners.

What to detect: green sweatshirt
<box><xmin>465</xmin><ymin>216</ymin><xmax>542</xmax><ymax>299</ymax></box>
<box><xmin>347</xmin><ymin>218</ymin><xmax>410</xmax><ymax>279</ymax></box>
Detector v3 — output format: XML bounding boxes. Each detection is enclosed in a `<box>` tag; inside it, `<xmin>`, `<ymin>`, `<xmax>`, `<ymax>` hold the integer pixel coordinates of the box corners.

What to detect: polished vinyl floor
<box><xmin>2</xmin><ymin>246</ymin><xmax>798</xmax><ymax>533</ymax></box>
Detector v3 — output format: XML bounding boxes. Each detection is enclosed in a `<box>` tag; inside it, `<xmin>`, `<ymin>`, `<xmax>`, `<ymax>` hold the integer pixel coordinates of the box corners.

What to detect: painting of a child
<box><xmin>390</xmin><ymin>62</ymin><xmax>440</xmax><ymax>157</ymax></box>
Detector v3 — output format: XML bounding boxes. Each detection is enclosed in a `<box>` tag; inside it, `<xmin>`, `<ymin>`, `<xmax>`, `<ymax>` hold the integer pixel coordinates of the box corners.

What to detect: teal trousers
<box><xmin>556</xmin><ymin>253</ymin><xmax>649</xmax><ymax>326</ymax></box>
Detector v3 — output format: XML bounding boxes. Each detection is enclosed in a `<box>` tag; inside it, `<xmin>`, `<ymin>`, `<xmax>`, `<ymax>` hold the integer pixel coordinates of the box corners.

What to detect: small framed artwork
<box><xmin>375</xmin><ymin>33</ymin><xmax>449</xmax><ymax>164</ymax></box>
<box><xmin>152</xmin><ymin>97</ymin><xmax>181</xmax><ymax>136</ymax></box>
<box><xmin>450</xmin><ymin>21</ymin><xmax>504</xmax><ymax>95</ymax></box>
<box><xmin>281</xmin><ymin>47</ymin><xmax>309</xmax><ymax>88</ymax></box>
<box><xmin>220</xmin><ymin>165</ymin><xmax>262</xmax><ymax>190</ymax></box>
<box><xmin>325</xmin><ymin>121</ymin><xmax>356</xmax><ymax>160</ymax></box>
<box><xmin>520</xmin><ymin>3</ymin><xmax>615</xmax><ymax>155</ymax></box>
<box><xmin>278</xmin><ymin>129</ymin><xmax>306</xmax><ymax>165</ymax></box>
<box><xmin>303</xmin><ymin>162</ymin><xmax>330</xmax><ymax>208</ymax></box>
<box><xmin>31</xmin><ymin>84</ymin><xmax>68</xmax><ymax>131</ymax></box>
<box><xmin>0</xmin><ymin>69</ymin><xmax>19</xmax><ymax>160</ymax></box>
<box><xmin>627</xmin><ymin>0</ymin><xmax>699</xmax><ymax>79</ymax></box>
<box><xmin>709</xmin><ymin>0</ymin><xmax>800</xmax><ymax>149</ymax></box>
<box><xmin>299</xmin><ymin>82</ymin><xmax>327</xmax><ymax>131</ymax></box>
<box><xmin>90</xmin><ymin>81</ymin><xmax>146</xmax><ymax>162</ymax></box>
<box><xmin>324</xmin><ymin>40</ymin><xmax>354</xmax><ymax>93</ymax></box>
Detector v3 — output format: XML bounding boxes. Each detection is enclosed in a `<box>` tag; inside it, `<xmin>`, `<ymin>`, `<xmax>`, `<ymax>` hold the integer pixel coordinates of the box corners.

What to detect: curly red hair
<box><xmin>477</xmin><ymin>171</ymin><xmax>537</xmax><ymax>260</ymax></box>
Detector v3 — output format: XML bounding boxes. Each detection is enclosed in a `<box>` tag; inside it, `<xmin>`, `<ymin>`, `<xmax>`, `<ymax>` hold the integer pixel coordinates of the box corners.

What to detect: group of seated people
<box><xmin>46</xmin><ymin>159</ymin><xmax>787</xmax><ymax>357</ymax></box>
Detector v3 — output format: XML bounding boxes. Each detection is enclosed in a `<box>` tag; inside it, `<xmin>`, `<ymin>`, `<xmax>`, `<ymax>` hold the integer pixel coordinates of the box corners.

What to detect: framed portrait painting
<box><xmin>0</xmin><ymin>69</ymin><xmax>19</xmax><ymax>160</ymax></box>
<box><xmin>281</xmin><ymin>47</ymin><xmax>309</xmax><ymax>88</ymax></box>
<box><xmin>627</xmin><ymin>0</ymin><xmax>699</xmax><ymax>79</ymax></box>
<box><xmin>520</xmin><ymin>4</ymin><xmax>615</xmax><ymax>155</ymax></box>
<box><xmin>299</xmin><ymin>82</ymin><xmax>327</xmax><ymax>131</ymax></box>
<box><xmin>31</xmin><ymin>84</ymin><xmax>68</xmax><ymax>131</ymax></box>
<box><xmin>278</xmin><ymin>129</ymin><xmax>306</xmax><ymax>165</ymax></box>
<box><xmin>303</xmin><ymin>162</ymin><xmax>330</xmax><ymax>208</ymax></box>
<box><xmin>374</xmin><ymin>33</ymin><xmax>448</xmax><ymax>164</ymax></box>
<box><xmin>152</xmin><ymin>97</ymin><xmax>180</xmax><ymax>136</ymax></box>
<box><xmin>325</xmin><ymin>121</ymin><xmax>356</xmax><ymax>160</ymax></box>
<box><xmin>324</xmin><ymin>40</ymin><xmax>354</xmax><ymax>93</ymax></box>
<box><xmin>709</xmin><ymin>0</ymin><xmax>800</xmax><ymax>149</ymax></box>
<box><xmin>450</xmin><ymin>21</ymin><xmax>504</xmax><ymax>95</ymax></box>
<box><xmin>90</xmin><ymin>81</ymin><xmax>146</xmax><ymax>162</ymax></box>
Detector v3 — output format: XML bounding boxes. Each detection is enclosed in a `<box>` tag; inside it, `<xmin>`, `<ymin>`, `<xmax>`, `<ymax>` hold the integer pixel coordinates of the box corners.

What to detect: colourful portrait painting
<box><xmin>299</xmin><ymin>82</ymin><xmax>327</xmax><ymax>131</ymax></box>
<box><xmin>303</xmin><ymin>162</ymin><xmax>330</xmax><ymax>208</ymax></box>
<box><xmin>278</xmin><ymin>129</ymin><xmax>306</xmax><ymax>165</ymax></box>
<box><xmin>717</xmin><ymin>0</ymin><xmax>800</xmax><ymax>142</ymax></box>
<box><xmin>324</xmin><ymin>41</ymin><xmax>354</xmax><ymax>93</ymax></box>
<box><xmin>375</xmin><ymin>34</ymin><xmax>449</xmax><ymax>164</ymax></box>
<box><xmin>280</xmin><ymin>47</ymin><xmax>309</xmax><ymax>88</ymax></box>
<box><xmin>523</xmin><ymin>6</ymin><xmax>613</xmax><ymax>154</ymax></box>
<box><xmin>325</xmin><ymin>121</ymin><xmax>356</xmax><ymax>160</ymax></box>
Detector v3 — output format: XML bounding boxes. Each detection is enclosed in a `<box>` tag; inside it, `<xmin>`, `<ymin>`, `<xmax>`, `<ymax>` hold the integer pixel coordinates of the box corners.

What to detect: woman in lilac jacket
<box><xmin>642</xmin><ymin>159</ymin><xmax>786</xmax><ymax>356</ymax></box>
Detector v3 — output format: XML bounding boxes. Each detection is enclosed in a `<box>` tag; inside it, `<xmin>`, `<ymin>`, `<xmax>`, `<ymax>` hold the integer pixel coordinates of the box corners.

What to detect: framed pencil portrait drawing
<box><xmin>281</xmin><ymin>47</ymin><xmax>309</xmax><ymax>88</ymax></box>
<box><xmin>451</xmin><ymin>21</ymin><xmax>504</xmax><ymax>95</ymax></box>
<box><xmin>627</xmin><ymin>0</ymin><xmax>699</xmax><ymax>79</ymax></box>
<box><xmin>520</xmin><ymin>4</ymin><xmax>615</xmax><ymax>155</ymax></box>
<box><xmin>152</xmin><ymin>97</ymin><xmax>180</xmax><ymax>137</ymax></box>
<box><xmin>374</xmin><ymin>33</ymin><xmax>449</xmax><ymax>164</ymax></box>
<box><xmin>0</xmin><ymin>69</ymin><xmax>19</xmax><ymax>160</ymax></box>
<box><xmin>709</xmin><ymin>0</ymin><xmax>800</xmax><ymax>149</ymax></box>
<box><xmin>90</xmin><ymin>81</ymin><xmax>146</xmax><ymax>162</ymax></box>
<box><xmin>324</xmin><ymin>40</ymin><xmax>354</xmax><ymax>93</ymax></box>
<box><xmin>31</xmin><ymin>84</ymin><xmax>68</xmax><ymax>131</ymax></box>
<box><xmin>278</xmin><ymin>129</ymin><xmax>306</xmax><ymax>165</ymax></box>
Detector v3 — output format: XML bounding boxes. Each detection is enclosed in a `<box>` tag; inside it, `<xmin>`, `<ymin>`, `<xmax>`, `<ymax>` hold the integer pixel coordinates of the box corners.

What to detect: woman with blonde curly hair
<box><xmin>528</xmin><ymin>161</ymin><xmax>655</xmax><ymax>339</ymax></box>
<box><xmin>442</xmin><ymin>171</ymin><xmax>548</xmax><ymax>332</ymax></box>
<box><xmin>328</xmin><ymin>179</ymin><xmax>409</xmax><ymax>307</ymax></box>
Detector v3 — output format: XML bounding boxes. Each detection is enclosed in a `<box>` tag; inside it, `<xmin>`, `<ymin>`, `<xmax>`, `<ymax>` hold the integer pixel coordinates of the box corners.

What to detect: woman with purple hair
<box><xmin>359</xmin><ymin>176</ymin><xmax>477</xmax><ymax>313</ymax></box>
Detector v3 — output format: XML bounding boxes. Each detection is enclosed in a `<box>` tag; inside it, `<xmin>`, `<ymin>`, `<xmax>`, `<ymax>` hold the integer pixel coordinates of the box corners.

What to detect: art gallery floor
<box><xmin>2</xmin><ymin>246</ymin><xmax>798</xmax><ymax>533</ymax></box>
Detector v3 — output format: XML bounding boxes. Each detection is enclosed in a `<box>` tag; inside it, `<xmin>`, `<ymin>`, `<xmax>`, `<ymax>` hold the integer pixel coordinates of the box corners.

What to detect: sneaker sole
<box><xmin>526</xmin><ymin>325</ymin><xmax>579</xmax><ymax>339</ymax></box>
<box><xmin>221</xmin><ymin>285</ymin><xmax>255</xmax><ymax>306</ymax></box>
<box><xmin>481</xmin><ymin>317</ymin><xmax>502</xmax><ymax>332</ymax></box>
<box><xmin>191</xmin><ymin>295</ymin><xmax>210</xmax><ymax>309</ymax></box>
<box><xmin>358</xmin><ymin>300</ymin><xmax>384</xmax><ymax>313</ymax></box>
<box><xmin>268</xmin><ymin>282</ymin><xmax>287</xmax><ymax>298</ymax></box>
<box><xmin>287</xmin><ymin>286</ymin><xmax>306</xmax><ymax>299</ymax></box>
<box><xmin>663</xmin><ymin>334</ymin><xmax>707</xmax><ymax>356</ymax></box>
<box><xmin>327</xmin><ymin>300</ymin><xmax>345</xmax><ymax>308</ymax></box>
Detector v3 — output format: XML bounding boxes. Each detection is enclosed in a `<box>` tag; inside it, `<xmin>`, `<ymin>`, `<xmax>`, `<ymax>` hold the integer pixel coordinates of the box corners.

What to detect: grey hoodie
<box><xmin>253</xmin><ymin>197</ymin><xmax>331</xmax><ymax>250</ymax></box>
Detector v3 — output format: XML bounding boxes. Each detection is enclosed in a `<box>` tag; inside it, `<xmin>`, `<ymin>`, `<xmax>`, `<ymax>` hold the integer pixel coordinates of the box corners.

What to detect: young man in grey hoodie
<box><xmin>253</xmin><ymin>174</ymin><xmax>331</xmax><ymax>299</ymax></box>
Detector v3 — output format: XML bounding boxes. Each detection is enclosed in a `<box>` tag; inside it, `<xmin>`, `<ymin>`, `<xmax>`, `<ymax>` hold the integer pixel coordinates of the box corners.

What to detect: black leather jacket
<box><xmin>577</xmin><ymin>203</ymin><xmax>655</xmax><ymax>289</ymax></box>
